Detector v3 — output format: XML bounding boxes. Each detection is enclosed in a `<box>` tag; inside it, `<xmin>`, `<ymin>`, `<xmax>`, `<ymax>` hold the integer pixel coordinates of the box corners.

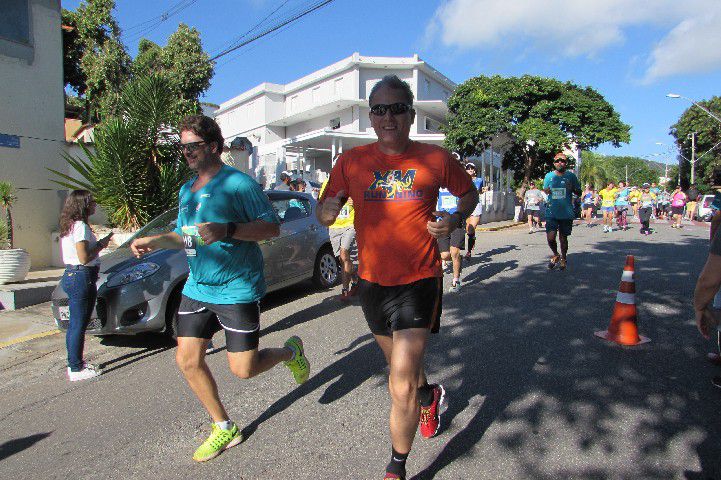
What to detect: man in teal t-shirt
<box><xmin>543</xmin><ymin>152</ymin><xmax>581</xmax><ymax>270</ymax></box>
<box><xmin>130</xmin><ymin>115</ymin><xmax>310</xmax><ymax>462</ymax></box>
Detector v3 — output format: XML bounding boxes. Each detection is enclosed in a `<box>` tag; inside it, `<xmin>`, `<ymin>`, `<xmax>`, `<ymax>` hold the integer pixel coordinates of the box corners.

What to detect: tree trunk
<box><xmin>516</xmin><ymin>151</ymin><xmax>537</xmax><ymax>202</ymax></box>
<box><xmin>6</xmin><ymin>208</ymin><xmax>13</xmax><ymax>249</ymax></box>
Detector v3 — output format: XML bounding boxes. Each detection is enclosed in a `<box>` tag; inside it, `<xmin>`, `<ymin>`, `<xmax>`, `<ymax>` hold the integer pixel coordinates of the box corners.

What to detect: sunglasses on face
<box><xmin>370</xmin><ymin>103</ymin><xmax>412</xmax><ymax>116</ymax></box>
<box><xmin>554</xmin><ymin>158</ymin><xmax>567</xmax><ymax>163</ymax></box>
<box><xmin>180</xmin><ymin>141</ymin><xmax>207</xmax><ymax>153</ymax></box>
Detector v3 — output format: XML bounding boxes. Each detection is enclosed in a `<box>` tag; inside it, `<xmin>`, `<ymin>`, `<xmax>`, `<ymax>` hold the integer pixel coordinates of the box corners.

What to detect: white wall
<box><xmin>359</xmin><ymin>68</ymin><xmax>415</xmax><ymax>100</ymax></box>
<box><xmin>286</xmin><ymin>108</ymin><xmax>354</xmax><ymax>138</ymax></box>
<box><xmin>0</xmin><ymin>0</ymin><xmax>65</xmax><ymax>266</ymax></box>
<box><xmin>417</xmin><ymin>70</ymin><xmax>452</xmax><ymax>102</ymax></box>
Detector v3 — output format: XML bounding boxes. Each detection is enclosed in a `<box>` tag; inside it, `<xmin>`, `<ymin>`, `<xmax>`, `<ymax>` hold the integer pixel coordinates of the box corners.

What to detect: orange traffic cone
<box><xmin>595</xmin><ymin>255</ymin><xmax>650</xmax><ymax>346</ymax></box>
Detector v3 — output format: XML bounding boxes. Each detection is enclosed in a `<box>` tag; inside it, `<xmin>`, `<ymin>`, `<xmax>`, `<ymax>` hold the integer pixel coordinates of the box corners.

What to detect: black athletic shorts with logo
<box><xmin>176</xmin><ymin>295</ymin><xmax>260</xmax><ymax>352</ymax></box>
<box><xmin>358</xmin><ymin>277</ymin><xmax>443</xmax><ymax>336</ymax></box>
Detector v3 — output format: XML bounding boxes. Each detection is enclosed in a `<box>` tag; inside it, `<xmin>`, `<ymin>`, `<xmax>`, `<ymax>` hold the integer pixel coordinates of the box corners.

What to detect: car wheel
<box><xmin>164</xmin><ymin>287</ymin><xmax>182</xmax><ymax>341</ymax></box>
<box><xmin>313</xmin><ymin>245</ymin><xmax>339</xmax><ymax>288</ymax></box>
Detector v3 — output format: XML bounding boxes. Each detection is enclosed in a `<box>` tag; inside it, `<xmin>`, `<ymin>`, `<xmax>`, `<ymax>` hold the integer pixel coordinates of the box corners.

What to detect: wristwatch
<box><xmin>226</xmin><ymin>222</ymin><xmax>237</xmax><ymax>239</ymax></box>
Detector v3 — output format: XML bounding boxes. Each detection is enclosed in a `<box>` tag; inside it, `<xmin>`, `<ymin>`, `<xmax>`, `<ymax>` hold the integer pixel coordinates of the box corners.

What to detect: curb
<box><xmin>0</xmin><ymin>329</ymin><xmax>61</xmax><ymax>349</ymax></box>
<box><xmin>477</xmin><ymin>222</ymin><xmax>525</xmax><ymax>232</ymax></box>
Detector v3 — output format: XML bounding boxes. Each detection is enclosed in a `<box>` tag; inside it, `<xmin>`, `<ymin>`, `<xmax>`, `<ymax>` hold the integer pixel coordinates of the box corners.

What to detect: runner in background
<box><xmin>670</xmin><ymin>186</ymin><xmax>687</xmax><ymax>229</ymax></box>
<box><xmin>320</xmin><ymin>180</ymin><xmax>359</xmax><ymax>301</ymax></box>
<box><xmin>437</xmin><ymin>186</ymin><xmax>465</xmax><ymax>292</ymax></box>
<box><xmin>598</xmin><ymin>182</ymin><xmax>618</xmax><ymax>233</ymax></box>
<box><xmin>524</xmin><ymin>182</ymin><xmax>545</xmax><ymax>233</ymax></box>
<box><xmin>638</xmin><ymin>183</ymin><xmax>656</xmax><ymax>235</ymax></box>
<box><xmin>464</xmin><ymin>162</ymin><xmax>484</xmax><ymax>259</ymax></box>
<box><xmin>614</xmin><ymin>181</ymin><xmax>630</xmax><ymax>231</ymax></box>
<box><xmin>629</xmin><ymin>186</ymin><xmax>641</xmax><ymax>219</ymax></box>
<box><xmin>543</xmin><ymin>152</ymin><xmax>582</xmax><ymax>270</ymax></box>
<box><xmin>581</xmin><ymin>185</ymin><xmax>596</xmax><ymax>227</ymax></box>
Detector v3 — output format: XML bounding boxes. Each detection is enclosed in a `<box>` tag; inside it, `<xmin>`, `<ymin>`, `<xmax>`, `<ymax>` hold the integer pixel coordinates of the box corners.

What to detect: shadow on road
<box><xmin>411</xmin><ymin>236</ymin><xmax>720</xmax><ymax>479</ymax></box>
<box><xmin>0</xmin><ymin>432</ymin><xmax>52</xmax><ymax>462</ymax></box>
<box><xmin>241</xmin><ymin>333</ymin><xmax>385</xmax><ymax>442</ymax></box>
<box><xmin>97</xmin><ymin>334</ymin><xmax>174</xmax><ymax>373</ymax></box>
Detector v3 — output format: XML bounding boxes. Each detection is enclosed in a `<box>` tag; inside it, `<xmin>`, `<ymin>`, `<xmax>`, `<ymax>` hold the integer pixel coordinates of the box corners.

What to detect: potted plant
<box><xmin>0</xmin><ymin>181</ymin><xmax>31</xmax><ymax>284</ymax></box>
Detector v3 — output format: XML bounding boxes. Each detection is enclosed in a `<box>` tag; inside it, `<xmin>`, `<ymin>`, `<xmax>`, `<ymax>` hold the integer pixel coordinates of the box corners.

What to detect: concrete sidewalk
<box><xmin>0</xmin><ymin>301</ymin><xmax>59</xmax><ymax>348</ymax></box>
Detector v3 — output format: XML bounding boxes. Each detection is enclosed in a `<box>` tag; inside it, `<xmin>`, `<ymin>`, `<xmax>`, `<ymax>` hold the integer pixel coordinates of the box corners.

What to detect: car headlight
<box><xmin>106</xmin><ymin>262</ymin><xmax>160</xmax><ymax>288</ymax></box>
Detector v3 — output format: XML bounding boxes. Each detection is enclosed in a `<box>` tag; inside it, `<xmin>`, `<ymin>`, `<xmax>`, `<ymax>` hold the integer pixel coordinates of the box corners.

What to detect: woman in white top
<box><xmin>59</xmin><ymin>190</ymin><xmax>111</xmax><ymax>381</ymax></box>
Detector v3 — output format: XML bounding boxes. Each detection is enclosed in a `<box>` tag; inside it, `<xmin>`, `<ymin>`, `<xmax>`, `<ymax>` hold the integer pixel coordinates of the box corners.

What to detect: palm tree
<box><xmin>579</xmin><ymin>153</ymin><xmax>610</xmax><ymax>190</ymax></box>
<box><xmin>50</xmin><ymin>73</ymin><xmax>192</xmax><ymax>230</ymax></box>
<box><xmin>0</xmin><ymin>181</ymin><xmax>18</xmax><ymax>248</ymax></box>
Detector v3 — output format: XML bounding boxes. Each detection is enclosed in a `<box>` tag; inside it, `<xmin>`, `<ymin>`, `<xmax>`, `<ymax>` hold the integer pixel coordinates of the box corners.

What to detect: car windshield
<box><xmin>118</xmin><ymin>208</ymin><xmax>179</xmax><ymax>249</ymax></box>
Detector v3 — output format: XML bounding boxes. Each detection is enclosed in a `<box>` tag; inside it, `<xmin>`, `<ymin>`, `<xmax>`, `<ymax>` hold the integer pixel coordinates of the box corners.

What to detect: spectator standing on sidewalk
<box><xmin>59</xmin><ymin>190</ymin><xmax>112</xmax><ymax>381</ymax></box>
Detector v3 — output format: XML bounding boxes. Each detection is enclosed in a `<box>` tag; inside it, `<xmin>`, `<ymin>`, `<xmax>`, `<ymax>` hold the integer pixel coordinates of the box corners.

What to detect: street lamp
<box><xmin>666</xmin><ymin>93</ymin><xmax>721</xmax><ymax>125</ymax></box>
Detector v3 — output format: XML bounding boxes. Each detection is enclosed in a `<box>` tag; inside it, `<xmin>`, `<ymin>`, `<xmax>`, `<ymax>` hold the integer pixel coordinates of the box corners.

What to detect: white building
<box><xmin>214</xmin><ymin>53</ymin><xmax>514</xmax><ymax>218</ymax></box>
<box><xmin>0</xmin><ymin>0</ymin><xmax>65</xmax><ymax>266</ymax></box>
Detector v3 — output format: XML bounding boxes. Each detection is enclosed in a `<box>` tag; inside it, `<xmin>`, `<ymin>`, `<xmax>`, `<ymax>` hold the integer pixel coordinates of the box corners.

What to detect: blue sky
<box><xmin>63</xmin><ymin>0</ymin><xmax>721</xmax><ymax>164</ymax></box>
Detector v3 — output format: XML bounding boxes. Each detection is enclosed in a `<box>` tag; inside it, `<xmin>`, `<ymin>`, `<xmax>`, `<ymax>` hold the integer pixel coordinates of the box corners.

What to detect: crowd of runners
<box><xmin>56</xmin><ymin>73</ymin><xmax>712</xmax><ymax>479</ymax></box>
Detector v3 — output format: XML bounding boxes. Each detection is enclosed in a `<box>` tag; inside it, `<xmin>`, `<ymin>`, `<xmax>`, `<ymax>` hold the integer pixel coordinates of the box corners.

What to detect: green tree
<box><xmin>131</xmin><ymin>24</ymin><xmax>214</xmax><ymax>118</ymax></box>
<box><xmin>581</xmin><ymin>151</ymin><xmax>659</xmax><ymax>187</ymax></box>
<box><xmin>62</xmin><ymin>0</ymin><xmax>131</xmax><ymax>121</ymax></box>
<box><xmin>444</xmin><ymin>75</ymin><xmax>631</xmax><ymax>197</ymax></box>
<box><xmin>670</xmin><ymin>96</ymin><xmax>721</xmax><ymax>189</ymax></box>
<box><xmin>51</xmin><ymin>74</ymin><xmax>192</xmax><ymax>230</ymax></box>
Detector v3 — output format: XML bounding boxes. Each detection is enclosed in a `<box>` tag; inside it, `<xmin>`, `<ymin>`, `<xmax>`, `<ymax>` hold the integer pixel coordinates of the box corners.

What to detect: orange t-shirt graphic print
<box><xmin>320</xmin><ymin>141</ymin><xmax>474</xmax><ymax>286</ymax></box>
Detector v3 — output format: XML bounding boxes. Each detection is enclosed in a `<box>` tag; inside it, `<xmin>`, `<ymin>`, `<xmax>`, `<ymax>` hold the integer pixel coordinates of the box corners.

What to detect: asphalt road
<box><xmin>0</xmin><ymin>219</ymin><xmax>719</xmax><ymax>480</ymax></box>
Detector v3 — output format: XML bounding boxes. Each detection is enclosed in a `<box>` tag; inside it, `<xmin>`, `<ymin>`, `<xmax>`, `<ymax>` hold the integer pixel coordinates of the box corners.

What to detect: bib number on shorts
<box><xmin>551</xmin><ymin>188</ymin><xmax>566</xmax><ymax>200</ymax></box>
<box><xmin>181</xmin><ymin>225</ymin><xmax>204</xmax><ymax>257</ymax></box>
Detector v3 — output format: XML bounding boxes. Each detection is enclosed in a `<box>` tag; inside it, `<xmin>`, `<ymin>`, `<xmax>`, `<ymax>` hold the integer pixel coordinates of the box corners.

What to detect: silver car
<box><xmin>51</xmin><ymin>191</ymin><xmax>339</xmax><ymax>336</ymax></box>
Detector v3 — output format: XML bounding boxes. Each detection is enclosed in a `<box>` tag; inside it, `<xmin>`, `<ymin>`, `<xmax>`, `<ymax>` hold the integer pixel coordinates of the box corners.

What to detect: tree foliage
<box><xmin>63</xmin><ymin>2</ymin><xmax>213</xmax><ymax>121</ymax></box>
<box><xmin>131</xmin><ymin>24</ymin><xmax>214</xmax><ymax>118</ymax></box>
<box><xmin>443</xmin><ymin>75</ymin><xmax>631</xmax><ymax>196</ymax></box>
<box><xmin>579</xmin><ymin>151</ymin><xmax>660</xmax><ymax>190</ymax></box>
<box><xmin>670</xmin><ymin>96</ymin><xmax>721</xmax><ymax>189</ymax></box>
<box><xmin>51</xmin><ymin>74</ymin><xmax>192</xmax><ymax>230</ymax></box>
<box><xmin>62</xmin><ymin>0</ymin><xmax>131</xmax><ymax>120</ymax></box>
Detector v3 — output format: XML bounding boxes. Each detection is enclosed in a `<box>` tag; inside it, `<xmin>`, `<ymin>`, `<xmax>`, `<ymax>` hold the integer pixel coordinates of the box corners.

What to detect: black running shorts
<box><xmin>437</xmin><ymin>227</ymin><xmax>466</xmax><ymax>252</ymax></box>
<box><xmin>176</xmin><ymin>295</ymin><xmax>260</xmax><ymax>352</ymax></box>
<box><xmin>359</xmin><ymin>277</ymin><xmax>443</xmax><ymax>336</ymax></box>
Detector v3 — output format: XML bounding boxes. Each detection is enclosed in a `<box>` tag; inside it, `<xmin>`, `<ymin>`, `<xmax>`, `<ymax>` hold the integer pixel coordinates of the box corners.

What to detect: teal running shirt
<box><xmin>174</xmin><ymin>165</ymin><xmax>279</xmax><ymax>304</ymax></box>
<box><xmin>543</xmin><ymin>170</ymin><xmax>581</xmax><ymax>220</ymax></box>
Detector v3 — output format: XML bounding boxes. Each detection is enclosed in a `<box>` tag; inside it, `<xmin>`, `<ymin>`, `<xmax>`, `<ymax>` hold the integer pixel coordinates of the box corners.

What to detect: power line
<box><xmin>209</xmin><ymin>0</ymin><xmax>292</xmax><ymax>56</ymax></box>
<box><xmin>121</xmin><ymin>0</ymin><xmax>199</xmax><ymax>43</ymax></box>
<box><xmin>210</xmin><ymin>0</ymin><xmax>335</xmax><ymax>62</ymax></box>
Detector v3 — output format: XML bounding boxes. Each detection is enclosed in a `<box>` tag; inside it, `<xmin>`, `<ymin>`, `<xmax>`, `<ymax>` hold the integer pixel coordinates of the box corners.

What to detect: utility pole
<box><xmin>690</xmin><ymin>132</ymin><xmax>696</xmax><ymax>184</ymax></box>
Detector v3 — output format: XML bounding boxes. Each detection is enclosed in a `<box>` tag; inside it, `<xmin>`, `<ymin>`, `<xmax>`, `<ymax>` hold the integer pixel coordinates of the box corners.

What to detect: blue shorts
<box><xmin>546</xmin><ymin>217</ymin><xmax>573</xmax><ymax>236</ymax></box>
<box><xmin>601</xmin><ymin>206</ymin><xmax>615</xmax><ymax>212</ymax></box>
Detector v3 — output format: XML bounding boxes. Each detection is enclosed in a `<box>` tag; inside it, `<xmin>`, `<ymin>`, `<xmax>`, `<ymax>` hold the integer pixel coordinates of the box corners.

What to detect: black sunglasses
<box><xmin>180</xmin><ymin>141</ymin><xmax>207</xmax><ymax>153</ymax></box>
<box><xmin>370</xmin><ymin>103</ymin><xmax>412</xmax><ymax>116</ymax></box>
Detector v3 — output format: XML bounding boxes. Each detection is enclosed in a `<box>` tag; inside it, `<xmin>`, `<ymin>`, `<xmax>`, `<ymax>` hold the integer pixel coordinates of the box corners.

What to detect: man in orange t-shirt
<box><xmin>317</xmin><ymin>75</ymin><xmax>477</xmax><ymax>480</ymax></box>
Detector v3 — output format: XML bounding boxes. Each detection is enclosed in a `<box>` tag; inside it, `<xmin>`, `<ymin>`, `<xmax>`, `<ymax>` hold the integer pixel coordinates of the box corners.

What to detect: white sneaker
<box><xmin>67</xmin><ymin>364</ymin><xmax>101</xmax><ymax>382</ymax></box>
<box><xmin>448</xmin><ymin>280</ymin><xmax>462</xmax><ymax>293</ymax></box>
<box><xmin>205</xmin><ymin>340</ymin><xmax>215</xmax><ymax>354</ymax></box>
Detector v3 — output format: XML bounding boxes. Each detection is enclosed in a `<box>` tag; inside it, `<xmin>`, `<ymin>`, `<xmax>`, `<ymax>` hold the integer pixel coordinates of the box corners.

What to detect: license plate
<box><xmin>58</xmin><ymin>306</ymin><xmax>70</xmax><ymax>321</ymax></box>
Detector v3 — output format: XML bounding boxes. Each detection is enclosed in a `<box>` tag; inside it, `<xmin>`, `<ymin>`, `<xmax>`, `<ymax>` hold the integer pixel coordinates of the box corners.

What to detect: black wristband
<box><xmin>226</xmin><ymin>222</ymin><xmax>237</xmax><ymax>239</ymax></box>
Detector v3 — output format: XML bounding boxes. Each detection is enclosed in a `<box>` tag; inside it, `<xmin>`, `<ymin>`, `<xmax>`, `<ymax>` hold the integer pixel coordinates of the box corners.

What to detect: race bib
<box><xmin>441</xmin><ymin>195</ymin><xmax>458</xmax><ymax>209</ymax></box>
<box><xmin>181</xmin><ymin>225</ymin><xmax>204</xmax><ymax>257</ymax></box>
<box><xmin>338</xmin><ymin>205</ymin><xmax>350</xmax><ymax>219</ymax></box>
<box><xmin>551</xmin><ymin>188</ymin><xmax>566</xmax><ymax>200</ymax></box>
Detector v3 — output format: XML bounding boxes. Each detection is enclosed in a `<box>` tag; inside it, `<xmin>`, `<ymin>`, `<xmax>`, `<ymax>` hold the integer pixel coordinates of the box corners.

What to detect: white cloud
<box><xmin>644</xmin><ymin>10</ymin><xmax>721</xmax><ymax>82</ymax></box>
<box><xmin>428</xmin><ymin>0</ymin><xmax>721</xmax><ymax>80</ymax></box>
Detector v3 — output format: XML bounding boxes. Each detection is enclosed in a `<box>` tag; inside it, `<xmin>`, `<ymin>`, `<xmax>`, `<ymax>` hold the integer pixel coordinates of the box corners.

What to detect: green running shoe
<box><xmin>284</xmin><ymin>336</ymin><xmax>310</xmax><ymax>384</ymax></box>
<box><xmin>193</xmin><ymin>423</ymin><xmax>242</xmax><ymax>462</ymax></box>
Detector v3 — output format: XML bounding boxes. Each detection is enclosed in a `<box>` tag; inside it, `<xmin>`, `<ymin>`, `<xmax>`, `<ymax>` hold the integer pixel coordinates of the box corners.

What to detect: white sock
<box><xmin>215</xmin><ymin>420</ymin><xmax>234</xmax><ymax>431</ymax></box>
